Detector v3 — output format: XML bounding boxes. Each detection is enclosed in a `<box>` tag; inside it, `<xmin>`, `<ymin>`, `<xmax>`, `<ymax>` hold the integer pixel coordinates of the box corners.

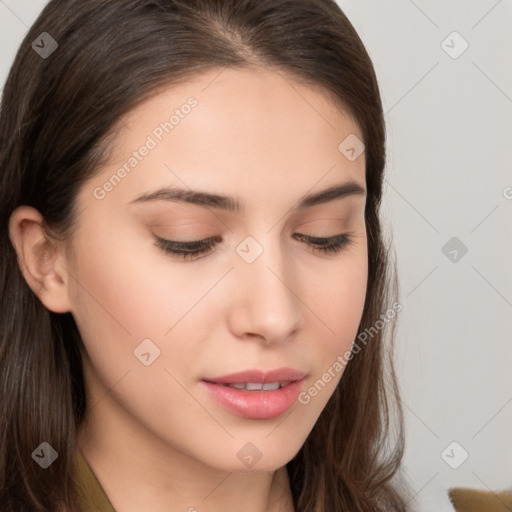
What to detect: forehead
<box><xmin>84</xmin><ymin>67</ymin><xmax>366</xmax><ymax>212</ymax></box>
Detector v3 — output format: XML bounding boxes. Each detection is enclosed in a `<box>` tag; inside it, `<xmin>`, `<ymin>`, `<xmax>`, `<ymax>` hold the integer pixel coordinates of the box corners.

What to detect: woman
<box><xmin>0</xmin><ymin>0</ymin><xmax>411</xmax><ymax>510</ymax></box>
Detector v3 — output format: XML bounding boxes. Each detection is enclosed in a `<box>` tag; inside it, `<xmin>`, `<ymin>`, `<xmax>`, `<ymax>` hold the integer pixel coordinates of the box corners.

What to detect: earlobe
<box><xmin>8</xmin><ymin>205</ymin><xmax>73</xmax><ymax>314</ymax></box>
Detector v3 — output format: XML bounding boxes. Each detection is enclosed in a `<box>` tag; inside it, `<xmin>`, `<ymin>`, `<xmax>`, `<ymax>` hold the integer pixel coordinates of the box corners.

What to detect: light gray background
<box><xmin>1</xmin><ymin>1</ymin><xmax>511</xmax><ymax>511</ymax></box>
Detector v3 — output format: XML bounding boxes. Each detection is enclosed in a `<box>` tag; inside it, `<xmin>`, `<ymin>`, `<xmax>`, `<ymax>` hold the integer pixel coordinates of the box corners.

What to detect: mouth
<box><xmin>207</xmin><ymin>381</ymin><xmax>291</xmax><ymax>391</ymax></box>
<box><xmin>200</xmin><ymin>368</ymin><xmax>307</xmax><ymax>420</ymax></box>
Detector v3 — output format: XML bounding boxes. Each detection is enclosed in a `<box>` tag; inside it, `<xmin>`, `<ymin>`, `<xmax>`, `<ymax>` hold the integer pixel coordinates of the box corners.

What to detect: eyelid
<box><xmin>153</xmin><ymin>232</ymin><xmax>355</xmax><ymax>261</ymax></box>
<box><xmin>154</xmin><ymin>234</ymin><xmax>220</xmax><ymax>249</ymax></box>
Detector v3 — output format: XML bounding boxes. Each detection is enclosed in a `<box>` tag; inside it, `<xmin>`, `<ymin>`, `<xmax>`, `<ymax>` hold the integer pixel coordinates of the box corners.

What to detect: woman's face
<box><xmin>63</xmin><ymin>67</ymin><xmax>368</xmax><ymax>472</ymax></box>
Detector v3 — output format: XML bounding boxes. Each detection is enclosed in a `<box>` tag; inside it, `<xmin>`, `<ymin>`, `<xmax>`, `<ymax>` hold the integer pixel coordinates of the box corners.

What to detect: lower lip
<box><xmin>201</xmin><ymin>379</ymin><xmax>305</xmax><ymax>420</ymax></box>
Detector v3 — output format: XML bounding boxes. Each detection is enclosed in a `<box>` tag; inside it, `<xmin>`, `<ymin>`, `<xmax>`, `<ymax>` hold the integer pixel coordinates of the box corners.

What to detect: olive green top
<box><xmin>74</xmin><ymin>448</ymin><xmax>116</xmax><ymax>512</ymax></box>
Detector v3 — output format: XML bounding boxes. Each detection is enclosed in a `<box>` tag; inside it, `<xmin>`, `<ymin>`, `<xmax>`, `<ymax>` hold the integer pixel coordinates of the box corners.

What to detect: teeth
<box><xmin>246</xmin><ymin>382</ymin><xmax>266</xmax><ymax>391</ymax></box>
<box><xmin>222</xmin><ymin>381</ymin><xmax>290</xmax><ymax>391</ymax></box>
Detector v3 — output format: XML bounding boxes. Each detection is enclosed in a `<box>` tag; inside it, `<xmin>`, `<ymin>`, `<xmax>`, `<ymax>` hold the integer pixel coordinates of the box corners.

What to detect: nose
<box><xmin>226</xmin><ymin>236</ymin><xmax>303</xmax><ymax>346</ymax></box>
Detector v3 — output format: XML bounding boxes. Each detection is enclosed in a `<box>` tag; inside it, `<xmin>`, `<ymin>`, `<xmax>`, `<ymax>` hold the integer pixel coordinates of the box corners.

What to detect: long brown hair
<box><xmin>0</xmin><ymin>1</ymin><xmax>410</xmax><ymax>510</ymax></box>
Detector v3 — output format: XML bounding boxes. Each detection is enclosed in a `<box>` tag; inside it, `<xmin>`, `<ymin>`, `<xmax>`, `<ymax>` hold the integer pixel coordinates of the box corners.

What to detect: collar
<box><xmin>74</xmin><ymin>448</ymin><xmax>117</xmax><ymax>512</ymax></box>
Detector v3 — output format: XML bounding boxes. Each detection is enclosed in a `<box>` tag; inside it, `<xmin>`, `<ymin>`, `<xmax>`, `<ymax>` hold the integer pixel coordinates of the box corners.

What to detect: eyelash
<box><xmin>154</xmin><ymin>232</ymin><xmax>354</xmax><ymax>261</ymax></box>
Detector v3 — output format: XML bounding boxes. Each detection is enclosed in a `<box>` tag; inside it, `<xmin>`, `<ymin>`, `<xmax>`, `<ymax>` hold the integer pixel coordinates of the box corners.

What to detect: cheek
<box><xmin>310</xmin><ymin>243</ymin><xmax>367</xmax><ymax>335</ymax></box>
<box><xmin>287</xmin><ymin>245</ymin><xmax>368</xmax><ymax>424</ymax></box>
<box><xmin>66</xmin><ymin>223</ymin><xmax>179</xmax><ymax>371</ymax></box>
<box><xmin>69</xmin><ymin>207</ymin><xmax>207</xmax><ymax>332</ymax></box>
<box><xmin>67</xmin><ymin>232</ymin><xmax>213</xmax><ymax>429</ymax></box>
<box><xmin>303</xmin><ymin>242</ymin><xmax>368</xmax><ymax>378</ymax></box>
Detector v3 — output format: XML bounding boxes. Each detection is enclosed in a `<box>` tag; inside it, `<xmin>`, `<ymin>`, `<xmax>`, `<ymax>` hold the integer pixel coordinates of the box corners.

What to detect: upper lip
<box><xmin>203</xmin><ymin>367</ymin><xmax>307</xmax><ymax>384</ymax></box>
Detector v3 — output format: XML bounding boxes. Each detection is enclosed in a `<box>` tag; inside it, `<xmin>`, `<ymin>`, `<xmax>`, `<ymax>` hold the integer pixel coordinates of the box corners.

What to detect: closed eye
<box><xmin>153</xmin><ymin>232</ymin><xmax>355</xmax><ymax>261</ymax></box>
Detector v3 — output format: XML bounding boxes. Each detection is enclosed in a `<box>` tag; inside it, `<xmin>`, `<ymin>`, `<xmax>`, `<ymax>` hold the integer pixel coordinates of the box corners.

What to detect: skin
<box><xmin>9</xmin><ymin>67</ymin><xmax>368</xmax><ymax>512</ymax></box>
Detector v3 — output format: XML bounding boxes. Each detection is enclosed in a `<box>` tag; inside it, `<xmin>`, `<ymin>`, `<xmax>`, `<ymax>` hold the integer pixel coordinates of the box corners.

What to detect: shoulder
<box><xmin>448</xmin><ymin>487</ymin><xmax>512</xmax><ymax>512</ymax></box>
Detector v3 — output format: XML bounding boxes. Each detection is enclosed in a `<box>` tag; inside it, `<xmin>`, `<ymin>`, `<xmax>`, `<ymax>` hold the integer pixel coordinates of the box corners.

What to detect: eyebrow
<box><xmin>129</xmin><ymin>180</ymin><xmax>366</xmax><ymax>212</ymax></box>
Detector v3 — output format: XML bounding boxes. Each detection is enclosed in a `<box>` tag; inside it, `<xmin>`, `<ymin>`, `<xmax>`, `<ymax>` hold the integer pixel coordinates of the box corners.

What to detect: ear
<box><xmin>8</xmin><ymin>205</ymin><xmax>73</xmax><ymax>314</ymax></box>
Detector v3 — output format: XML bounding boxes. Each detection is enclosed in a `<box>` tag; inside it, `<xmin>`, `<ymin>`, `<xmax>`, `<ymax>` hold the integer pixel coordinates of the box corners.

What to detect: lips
<box><xmin>201</xmin><ymin>367</ymin><xmax>308</xmax><ymax>419</ymax></box>
<box><xmin>202</xmin><ymin>367</ymin><xmax>306</xmax><ymax>385</ymax></box>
